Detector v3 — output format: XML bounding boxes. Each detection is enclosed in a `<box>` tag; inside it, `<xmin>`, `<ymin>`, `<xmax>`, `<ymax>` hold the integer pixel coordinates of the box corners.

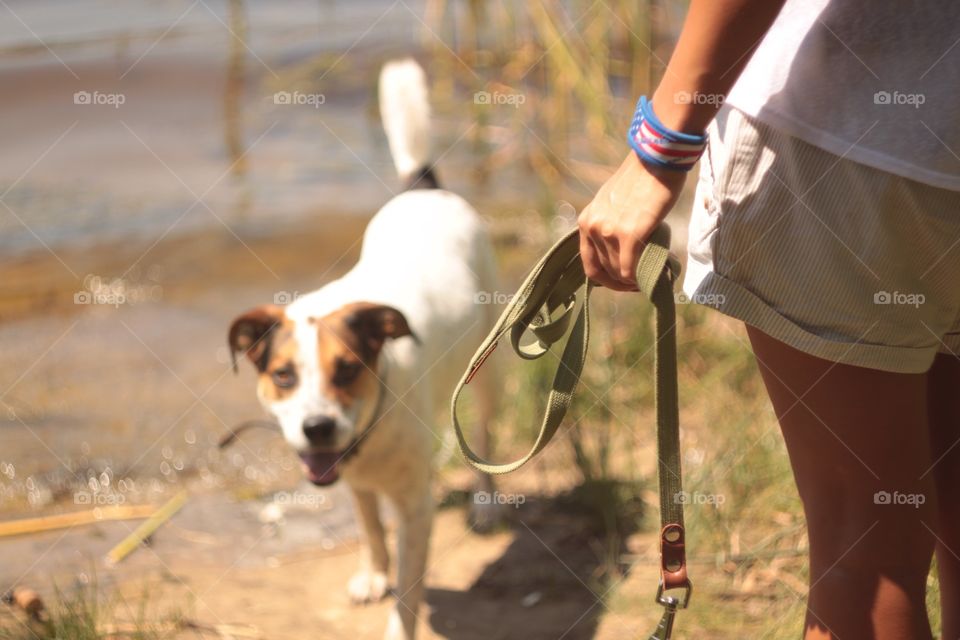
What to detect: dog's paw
<box><xmin>347</xmin><ymin>570</ymin><xmax>390</xmax><ymax>604</ymax></box>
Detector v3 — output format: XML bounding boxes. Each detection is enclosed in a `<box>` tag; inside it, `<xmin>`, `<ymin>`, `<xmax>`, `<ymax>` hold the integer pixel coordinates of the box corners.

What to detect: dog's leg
<box><xmin>466</xmin><ymin>366</ymin><xmax>502</xmax><ymax>532</ymax></box>
<box><xmin>384</xmin><ymin>485</ymin><xmax>432</xmax><ymax>640</ymax></box>
<box><xmin>348</xmin><ymin>488</ymin><xmax>390</xmax><ymax>604</ymax></box>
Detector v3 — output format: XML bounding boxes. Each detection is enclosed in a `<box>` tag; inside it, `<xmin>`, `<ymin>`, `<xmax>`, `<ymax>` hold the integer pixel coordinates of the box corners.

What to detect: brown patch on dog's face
<box><xmin>256</xmin><ymin>321</ymin><xmax>300</xmax><ymax>402</ymax></box>
<box><xmin>228</xmin><ymin>305</ymin><xmax>300</xmax><ymax>401</ymax></box>
<box><xmin>312</xmin><ymin>302</ymin><xmax>415</xmax><ymax>407</ymax></box>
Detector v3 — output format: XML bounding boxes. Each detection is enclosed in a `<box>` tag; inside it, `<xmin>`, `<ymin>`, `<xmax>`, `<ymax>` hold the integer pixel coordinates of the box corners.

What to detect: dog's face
<box><xmin>228</xmin><ymin>302</ymin><xmax>414</xmax><ymax>485</ymax></box>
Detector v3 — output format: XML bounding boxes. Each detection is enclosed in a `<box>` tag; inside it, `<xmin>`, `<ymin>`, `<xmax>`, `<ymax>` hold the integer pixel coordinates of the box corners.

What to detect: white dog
<box><xmin>228</xmin><ymin>59</ymin><xmax>499</xmax><ymax>640</ymax></box>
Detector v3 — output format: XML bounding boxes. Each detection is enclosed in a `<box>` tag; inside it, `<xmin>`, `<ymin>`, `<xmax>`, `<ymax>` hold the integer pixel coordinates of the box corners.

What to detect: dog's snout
<box><xmin>303</xmin><ymin>416</ymin><xmax>337</xmax><ymax>444</ymax></box>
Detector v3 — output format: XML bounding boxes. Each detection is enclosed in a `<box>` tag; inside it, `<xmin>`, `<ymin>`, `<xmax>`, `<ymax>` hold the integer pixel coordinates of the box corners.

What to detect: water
<box><xmin>0</xmin><ymin>0</ymin><xmax>452</xmax><ymax>513</ymax></box>
<box><xmin>0</xmin><ymin>0</ymin><xmax>436</xmax><ymax>257</ymax></box>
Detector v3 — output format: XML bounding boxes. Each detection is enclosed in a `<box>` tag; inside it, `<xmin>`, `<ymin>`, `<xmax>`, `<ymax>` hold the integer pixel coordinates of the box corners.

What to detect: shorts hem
<box><xmin>689</xmin><ymin>272</ymin><xmax>935</xmax><ymax>374</ymax></box>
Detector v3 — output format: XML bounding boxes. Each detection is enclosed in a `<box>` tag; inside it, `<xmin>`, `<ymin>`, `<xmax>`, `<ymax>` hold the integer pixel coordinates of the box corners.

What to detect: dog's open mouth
<box><xmin>298</xmin><ymin>451</ymin><xmax>342</xmax><ymax>486</ymax></box>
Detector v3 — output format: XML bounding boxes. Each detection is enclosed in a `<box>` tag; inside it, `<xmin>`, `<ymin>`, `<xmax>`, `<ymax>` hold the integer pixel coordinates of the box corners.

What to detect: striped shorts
<box><xmin>683</xmin><ymin>106</ymin><xmax>960</xmax><ymax>373</ymax></box>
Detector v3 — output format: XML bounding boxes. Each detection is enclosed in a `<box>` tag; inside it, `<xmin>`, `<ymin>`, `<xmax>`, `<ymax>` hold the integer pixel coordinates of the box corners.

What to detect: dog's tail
<box><xmin>379</xmin><ymin>58</ymin><xmax>438</xmax><ymax>189</ymax></box>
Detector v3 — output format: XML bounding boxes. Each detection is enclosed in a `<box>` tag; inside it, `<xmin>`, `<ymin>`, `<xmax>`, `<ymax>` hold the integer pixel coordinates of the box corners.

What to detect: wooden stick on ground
<box><xmin>0</xmin><ymin>504</ymin><xmax>158</xmax><ymax>538</ymax></box>
<box><xmin>104</xmin><ymin>491</ymin><xmax>189</xmax><ymax>566</ymax></box>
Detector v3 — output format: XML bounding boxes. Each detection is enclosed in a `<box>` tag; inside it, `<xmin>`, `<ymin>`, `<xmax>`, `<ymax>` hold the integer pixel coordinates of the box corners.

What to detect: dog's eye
<box><xmin>332</xmin><ymin>359</ymin><xmax>363</xmax><ymax>387</ymax></box>
<box><xmin>271</xmin><ymin>367</ymin><xmax>297</xmax><ymax>389</ymax></box>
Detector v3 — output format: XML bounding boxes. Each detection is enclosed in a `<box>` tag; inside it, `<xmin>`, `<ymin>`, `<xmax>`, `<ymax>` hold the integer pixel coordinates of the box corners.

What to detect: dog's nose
<box><xmin>303</xmin><ymin>416</ymin><xmax>337</xmax><ymax>444</ymax></box>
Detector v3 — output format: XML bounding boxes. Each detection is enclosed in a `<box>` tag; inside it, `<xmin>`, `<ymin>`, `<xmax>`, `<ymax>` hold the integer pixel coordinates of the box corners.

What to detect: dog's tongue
<box><xmin>299</xmin><ymin>451</ymin><xmax>341</xmax><ymax>486</ymax></box>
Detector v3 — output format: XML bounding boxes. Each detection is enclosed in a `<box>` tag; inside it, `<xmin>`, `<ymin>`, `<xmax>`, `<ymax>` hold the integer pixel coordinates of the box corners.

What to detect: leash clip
<box><xmin>648</xmin><ymin>581</ymin><xmax>691</xmax><ymax>640</ymax></box>
<box><xmin>647</xmin><ymin>594</ymin><xmax>679</xmax><ymax>640</ymax></box>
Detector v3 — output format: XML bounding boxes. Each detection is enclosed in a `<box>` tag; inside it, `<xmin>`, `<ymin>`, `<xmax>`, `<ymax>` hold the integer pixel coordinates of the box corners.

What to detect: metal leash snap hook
<box><xmin>647</xmin><ymin>594</ymin><xmax>679</xmax><ymax>640</ymax></box>
<box><xmin>648</xmin><ymin>579</ymin><xmax>692</xmax><ymax>640</ymax></box>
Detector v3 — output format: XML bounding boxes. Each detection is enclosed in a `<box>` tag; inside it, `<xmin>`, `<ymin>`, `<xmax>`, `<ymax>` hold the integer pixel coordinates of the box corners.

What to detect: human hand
<box><xmin>578</xmin><ymin>153</ymin><xmax>687</xmax><ymax>291</ymax></box>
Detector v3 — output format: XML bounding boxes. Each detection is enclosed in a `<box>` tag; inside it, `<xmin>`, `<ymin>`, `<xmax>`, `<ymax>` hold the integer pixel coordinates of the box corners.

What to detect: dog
<box><xmin>228</xmin><ymin>59</ymin><xmax>500</xmax><ymax>640</ymax></box>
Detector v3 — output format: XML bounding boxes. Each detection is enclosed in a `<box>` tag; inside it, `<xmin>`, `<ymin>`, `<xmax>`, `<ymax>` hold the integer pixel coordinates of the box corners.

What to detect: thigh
<box><xmin>747</xmin><ymin>325</ymin><xmax>937</xmax><ymax>571</ymax></box>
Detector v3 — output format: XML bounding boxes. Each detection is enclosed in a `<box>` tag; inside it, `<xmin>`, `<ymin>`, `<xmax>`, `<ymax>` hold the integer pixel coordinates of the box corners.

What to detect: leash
<box><xmin>451</xmin><ymin>224</ymin><xmax>692</xmax><ymax>638</ymax></box>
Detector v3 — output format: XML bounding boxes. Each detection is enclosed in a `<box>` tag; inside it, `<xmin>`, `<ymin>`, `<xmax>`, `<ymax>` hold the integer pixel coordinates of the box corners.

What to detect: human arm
<box><xmin>578</xmin><ymin>0</ymin><xmax>787</xmax><ymax>290</ymax></box>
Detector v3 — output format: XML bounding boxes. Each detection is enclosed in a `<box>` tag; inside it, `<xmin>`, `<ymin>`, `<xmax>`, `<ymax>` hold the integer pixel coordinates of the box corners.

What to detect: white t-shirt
<box><xmin>725</xmin><ymin>0</ymin><xmax>960</xmax><ymax>191</ymax></box>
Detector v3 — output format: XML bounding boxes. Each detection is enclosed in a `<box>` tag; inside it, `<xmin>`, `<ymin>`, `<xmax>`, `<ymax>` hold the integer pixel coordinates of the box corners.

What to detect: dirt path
<box><xmin>105</xmin><ymin>496</ymin><xmax>663</xmax><ymax>640</ymax></box>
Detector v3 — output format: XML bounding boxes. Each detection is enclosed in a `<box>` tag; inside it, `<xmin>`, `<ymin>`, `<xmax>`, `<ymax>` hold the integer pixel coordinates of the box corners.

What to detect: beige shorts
<box><xmin>683</xmin><ymin>106</ymin><xmax>960</xmax><ymax>374</ymax></box>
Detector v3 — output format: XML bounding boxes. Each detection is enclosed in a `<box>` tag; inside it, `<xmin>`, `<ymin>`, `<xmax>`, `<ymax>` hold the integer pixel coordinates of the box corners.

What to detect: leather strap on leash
<box><xmin>451</xmin><ymin>224</ymin><xmax>692</xmax><ymax>636</ymax></box>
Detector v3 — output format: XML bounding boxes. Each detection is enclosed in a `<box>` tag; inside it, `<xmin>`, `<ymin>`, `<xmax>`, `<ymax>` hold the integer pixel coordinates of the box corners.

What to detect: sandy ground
<box><xmin>0</xmin><ymin>468</ymin><xmax>679</xmax><ymax>640</ymax></box>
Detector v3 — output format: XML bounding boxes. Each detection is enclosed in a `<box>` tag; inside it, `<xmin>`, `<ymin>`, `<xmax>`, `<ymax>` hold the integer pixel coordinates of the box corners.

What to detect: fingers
<box><xmin>576</xmin><ymin>152</ymin><xmax>686</xmax><ymax>291</ymax></box>
<box><xmin>619</xmin><ymin>236</ymin><xmax>645</xmax><ymax>287</ymax></box>
<box><xmin>579</xmin><ymin>212</ymin><xmax>641</xmax><ymax>290</ymax></box>
<box><xmin>580</xmin><ymin>228</ymin><xmax>628</xmax><ymax>290</ymax></box>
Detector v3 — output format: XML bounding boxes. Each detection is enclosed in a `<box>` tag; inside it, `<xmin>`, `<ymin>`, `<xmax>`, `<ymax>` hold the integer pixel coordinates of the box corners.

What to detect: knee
<box><xmin>803</xmin><ymin>483</ymin><xmax>937</xmax><ymax>576</ymax></box>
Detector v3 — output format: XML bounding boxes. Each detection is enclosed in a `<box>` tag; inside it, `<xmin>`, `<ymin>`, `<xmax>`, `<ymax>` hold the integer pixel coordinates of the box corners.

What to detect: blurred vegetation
<box><xmin>0</xmin><ymin>580</ymin><xmax>186</xmax><ymax>640</ymax></box>
<box><xmin>424</xmin><ymin>0</ymin><xmax>679</xmax><ymax>207</ymax></box>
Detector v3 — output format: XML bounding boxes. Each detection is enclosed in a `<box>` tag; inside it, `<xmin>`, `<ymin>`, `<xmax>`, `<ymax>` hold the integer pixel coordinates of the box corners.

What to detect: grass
<box><xmin>0</xmin><ymin>579</ymin><xmax>186</xmax><ymax>640</ymax></box>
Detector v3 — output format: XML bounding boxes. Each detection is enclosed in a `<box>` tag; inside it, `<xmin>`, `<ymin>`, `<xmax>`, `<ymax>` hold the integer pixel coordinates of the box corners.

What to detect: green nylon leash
<box><xmin>450</xmin><ymin>224</ymin><xmax>692</xmax><ymax>637</ymax></box>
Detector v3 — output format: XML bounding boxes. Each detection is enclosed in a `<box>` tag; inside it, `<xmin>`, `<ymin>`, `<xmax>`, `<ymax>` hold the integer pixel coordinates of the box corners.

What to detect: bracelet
<box><xmin>627</xmin><ymin>96</ymin><xmax>707</xmax><ymax>172</ymax></box>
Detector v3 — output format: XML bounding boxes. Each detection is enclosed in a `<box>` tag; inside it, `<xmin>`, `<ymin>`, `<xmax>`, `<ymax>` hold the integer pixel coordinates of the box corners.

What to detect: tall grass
<box><xmin>425</xmin><ymin>0</ymin><xmax>668</xmax><ymax>205</ymax></box>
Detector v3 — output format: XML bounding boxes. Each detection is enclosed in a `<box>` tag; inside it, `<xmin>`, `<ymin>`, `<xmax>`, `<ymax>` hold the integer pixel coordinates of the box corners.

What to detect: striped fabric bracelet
<box><xmin>627</xmin><ymin>96</ymin><xmax>707</xmax><ymax>172</ymax></box>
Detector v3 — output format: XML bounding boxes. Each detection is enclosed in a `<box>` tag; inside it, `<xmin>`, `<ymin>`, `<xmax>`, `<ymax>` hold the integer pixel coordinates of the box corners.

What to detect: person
<box><xmin>578</xmin><ymin>1</ymin><xmax>960</xmax><ymax>637</ymax></box>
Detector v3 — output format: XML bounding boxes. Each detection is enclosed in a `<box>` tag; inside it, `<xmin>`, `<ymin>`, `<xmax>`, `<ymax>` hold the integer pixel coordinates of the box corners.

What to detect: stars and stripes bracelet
<box><xmin>627</xmin><ymin>96</ymin><xmax>707</xmax><ymax>172</ymax></box>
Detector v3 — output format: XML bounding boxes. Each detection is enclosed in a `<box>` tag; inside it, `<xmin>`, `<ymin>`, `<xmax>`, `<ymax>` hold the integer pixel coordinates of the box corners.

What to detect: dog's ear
<box><xmin>228</xmin><ymin>305</ymin><xmax>285</xmax><ymax>373</ymax></box>
<box><xmin>342</xmin><ymin>303</ymin><xmax>418</xmax><ymax>360</ymax></box>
